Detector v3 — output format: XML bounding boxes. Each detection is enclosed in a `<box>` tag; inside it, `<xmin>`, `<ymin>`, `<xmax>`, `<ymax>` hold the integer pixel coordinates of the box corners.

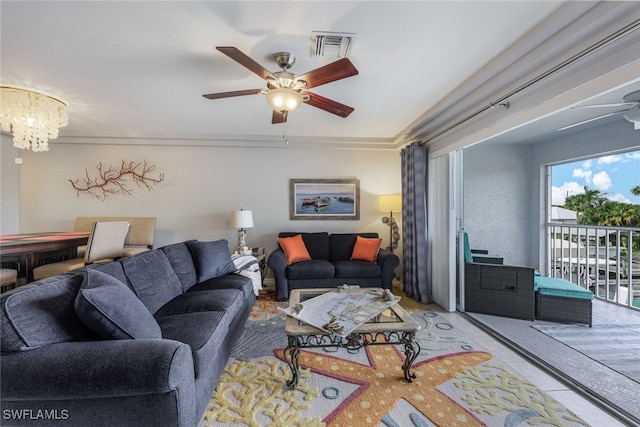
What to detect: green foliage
<box><xmin>563</xmin><ymin>186</ymin><xmax>640</xmax><ymax>228</ymax></box>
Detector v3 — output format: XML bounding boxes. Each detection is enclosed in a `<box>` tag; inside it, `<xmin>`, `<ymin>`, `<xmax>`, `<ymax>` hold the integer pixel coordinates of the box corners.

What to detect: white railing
<box><xmin>547</xmin><ymin>223</ymin><xmax>639</xmax><ymax>310</ymax></box>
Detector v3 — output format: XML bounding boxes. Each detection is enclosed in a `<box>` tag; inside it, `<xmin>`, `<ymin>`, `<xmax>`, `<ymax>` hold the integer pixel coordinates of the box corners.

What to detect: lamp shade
<box><xmin>378</xmin><ymin>194</ymin><xmax>402</xmax><ymax>213</ymax></box>
<box><xmin>230</xmin><ymin>210</ymin><xmax>254</xmax><ymax>229</ymax></box>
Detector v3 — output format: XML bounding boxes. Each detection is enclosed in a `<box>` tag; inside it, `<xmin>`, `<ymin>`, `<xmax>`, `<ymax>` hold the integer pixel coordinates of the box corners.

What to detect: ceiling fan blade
<box><xmin>558</xmin><ymin>111</ymin><xmax>621</xmax><ymax>131</ymax></box>
<box><xmin>574</xmin><ymin>102</ymin><xmax>638</xmax><ymax>109</ymax></box>
<box><xmin>202</xmin><ymin>89</ymin><xmax>262</xmax><ymax>100</ymax></box>
<box><xmin>272</xmin><ymin>110</ymin><xmax>287</xmax><ymax>124</ymax></box>
<box><xmin>216</xmin><ymin>46</ymin><xmax>276</xmax><ymax>81</ymax></box>
<box><xmin>304</xmin><ymin>91</ymin><xmax>354</xmax><ymax>118</ymax></box>
<box><xmin>295</xmin><ymin>58</ymin><xmax>358</xmax><ymax>89</ymax></box>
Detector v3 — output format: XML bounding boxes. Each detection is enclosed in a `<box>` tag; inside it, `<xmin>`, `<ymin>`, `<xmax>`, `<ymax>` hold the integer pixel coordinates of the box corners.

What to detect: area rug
<box><xmin>532</xmin><ymin>323</ymin><xmax>640</xmax><ymax>384</ymax></box>
<box><xmin>199</xmin><ymin>290</ymin><xmax>588</xmax><ymax>427</ymax></box>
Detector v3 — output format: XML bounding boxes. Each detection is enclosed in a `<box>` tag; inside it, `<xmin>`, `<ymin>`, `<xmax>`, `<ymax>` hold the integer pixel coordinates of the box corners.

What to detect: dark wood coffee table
<box><xmin>283</xmin><ymin>288</ymin><xmax>421</xmax><ymax>388</ymax></box>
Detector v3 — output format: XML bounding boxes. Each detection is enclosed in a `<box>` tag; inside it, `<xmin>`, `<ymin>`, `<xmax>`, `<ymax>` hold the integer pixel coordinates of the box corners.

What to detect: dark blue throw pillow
<box><xmin>75</xmin><ymin>269</ymin><xmax>162</xmax><ymax>340</ymax></box>
<box><xmin>188</xmin><ymin>240</ymin><xmax>237</xmax><ymax>282</ymax></box>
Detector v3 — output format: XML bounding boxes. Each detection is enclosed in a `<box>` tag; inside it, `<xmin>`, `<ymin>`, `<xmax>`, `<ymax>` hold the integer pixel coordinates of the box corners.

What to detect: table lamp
<box><xmin>230</xmin><ymin>209</ymin><xmax>254</xmax><ymax>254</ymax></box>
<box><xmin>378</xmin><ymin>194</ymin><xmax>401</xmax><ymax>253</ymax></box>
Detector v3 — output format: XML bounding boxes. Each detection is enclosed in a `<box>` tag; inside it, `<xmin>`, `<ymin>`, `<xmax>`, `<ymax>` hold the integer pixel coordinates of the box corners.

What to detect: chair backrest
<box><xmin>462</xmin><ymin>231</ymin><xmax>470</xmax><ymax>263</ymax></box>
<box><xmin>84</xmin><ymin>221</ymin><xmax>130</xmax><ymax>264</ymax></box>
<box><xmin>74</xmin><ymin>216</ymin><xmax>156</xmax><ymax>248</ymax></box>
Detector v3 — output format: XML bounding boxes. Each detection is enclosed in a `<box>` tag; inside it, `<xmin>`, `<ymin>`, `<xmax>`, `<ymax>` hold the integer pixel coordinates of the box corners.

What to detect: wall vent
<box><xmin>311</xmin><ymin>31</ymin><xmax>355</xmax><ymax>58</ymax></box>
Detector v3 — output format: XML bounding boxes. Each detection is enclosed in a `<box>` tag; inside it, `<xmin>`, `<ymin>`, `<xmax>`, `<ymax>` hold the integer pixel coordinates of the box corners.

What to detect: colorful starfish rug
<box><xmin>199</xmin><ymin>289</ymin><xmax>588</xmax><ymax>427</ymax></box>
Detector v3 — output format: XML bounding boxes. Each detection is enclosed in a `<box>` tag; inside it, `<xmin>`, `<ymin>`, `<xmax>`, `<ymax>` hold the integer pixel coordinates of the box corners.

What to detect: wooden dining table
<box><xmin>0</xmin><ymin>231</ymin><xmax>90</xmax><ymax>283</ymax></box>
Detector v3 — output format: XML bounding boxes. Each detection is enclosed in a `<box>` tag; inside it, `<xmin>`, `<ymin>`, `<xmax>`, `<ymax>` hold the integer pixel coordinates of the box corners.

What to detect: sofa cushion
<box><xmin>155</xmin><ymin>310</ymin><xmax>231</xmax><ymax>379</ymax></box>
<box><xmin>534</xmin><ymin>276</ymin><xmax>594</xmax><ymax>300</ymax></box>
<box><xmin>334</xmin><ymin>260</ymin><xmax>382</xmax><ymax>278</ymax></box>
<box><xmin>75</xmin><ymin>269</ymin><xmax>162</xmax><ymax>340</ymax></box>
<box><xmin>279</xmin><ymin>232</ymin><xmax>330</xmax><ymax>260</ymax></box>
<box><xmin>188</xmin><ymin>274</ymin><xmax>254</xmax><ymax>299</ymax></box>
<box><xmin>330</xmin><ymin>233</ymin><xmax>379</xmax><ymax>262</ymax></box>
<box><xmin>121</xmin><ymin>250</ymin><xmax>183</xmax><ymax>314</ymax></box>
<box><xmin>286</xmin><ymin>259</ymin><xmax>335</xmax><ymax>279</ymax></box>
<box><xmin>188</xmin><ymin>240</ymin><xmax>236</xmax><ymax>282</ymax></box>
<box><xmin>1</xmin><ymin>272</ymin><xmax>97</xmax><ymax>352</ymax></box>
<box><xmin>155</xmin><ymin>288</ymin><xmax>243</xmax><ymax>319</ymax></box>
<box><xmin>161</xmin><ymin>240</ymin><xmax>198</xmax><ymax>291</ymax></box>
<box><xmin>351</xmin><ymin>236</ymin><xmax>382</xmax><ymax>263</ymax></box>
<box><xmin>278</xmin><ymin>234</ymin><xmax>312</xmax><ymax>265</ymax></box>
<box><xmin>86</xmin><ymin>261</ymin><xmax>129</xmax><ymax>286</ymax></box>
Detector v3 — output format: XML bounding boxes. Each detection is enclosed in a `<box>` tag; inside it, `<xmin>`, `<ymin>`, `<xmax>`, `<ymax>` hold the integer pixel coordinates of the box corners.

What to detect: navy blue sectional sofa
<box><xmin>0</xmin><ymin>239</ymin><xmax>255</xmax><ymax>426</ymax></box>
<box><xmin>268</xmin><ymin>232</ymin><xmax>399</xmax><ymax>300</ymax></box>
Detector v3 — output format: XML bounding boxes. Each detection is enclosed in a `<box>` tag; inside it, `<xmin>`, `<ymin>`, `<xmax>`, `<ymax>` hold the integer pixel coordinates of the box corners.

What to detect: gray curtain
<box><xmin>401</xmin><ymin>142</ymin><xmax>430</xmax><ymax>303</ymax></box>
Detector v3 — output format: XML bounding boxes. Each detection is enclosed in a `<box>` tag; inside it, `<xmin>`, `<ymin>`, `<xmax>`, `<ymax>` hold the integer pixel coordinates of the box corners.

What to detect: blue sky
<box><xmin>551</xmin><ymin>149</ymin><xmax>640</xmax><ymax>206</ymax></box>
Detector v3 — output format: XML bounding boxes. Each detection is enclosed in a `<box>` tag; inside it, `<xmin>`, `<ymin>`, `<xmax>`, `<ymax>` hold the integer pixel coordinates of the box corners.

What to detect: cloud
<box><xmin>552</xmin><ymin>181</ymin><xmax>584</xmax><ymax>205</ymax></box>
<box><xmin>625</xmin><ymin>151</ymin><xmax>640</xmax><ymax>160</ymax></box>
<box><xmin>607</xmin><ymin>193</ymin><xmax>631</xmax><ymax>203</ymax></box>
<box><xmin>581</xmin><ymin>159</ymin><xmax>592</xmax><ymax>169</ymax></box>
<box><xmin>592</xmin><ymin>171</ymin><xmax>612</xmax><ymax>190</ymax></box>
<box><xmin>572</xmin><ymin>168</ymin><xmax>592</xmax><ymax>183</ymax></box>
<box><xmin>597</xmin><ymin>155</ymin><xmax>622</xmax><ymax>165</ymax></box>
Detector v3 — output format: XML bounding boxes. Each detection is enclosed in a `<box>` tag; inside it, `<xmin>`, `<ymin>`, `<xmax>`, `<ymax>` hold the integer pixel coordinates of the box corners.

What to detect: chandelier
<box><xmin>0</xmin><ymin>85</ymin><xmax>69</xmax><ymax>152</ymax></box>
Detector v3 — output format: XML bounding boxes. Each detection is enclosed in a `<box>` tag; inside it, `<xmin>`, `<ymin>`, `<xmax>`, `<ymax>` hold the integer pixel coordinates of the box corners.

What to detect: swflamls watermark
<box><xmin>3</xmin><ymin>409</ymin><xmax>69</xmax><ymax>421</ymax></box>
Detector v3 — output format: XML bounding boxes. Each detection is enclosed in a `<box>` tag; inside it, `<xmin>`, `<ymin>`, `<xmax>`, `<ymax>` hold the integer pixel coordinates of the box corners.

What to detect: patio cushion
<box><xmin>534</xmin><ymin>276</ymin><xmax>594</xmax><ymax>300</ymax></box>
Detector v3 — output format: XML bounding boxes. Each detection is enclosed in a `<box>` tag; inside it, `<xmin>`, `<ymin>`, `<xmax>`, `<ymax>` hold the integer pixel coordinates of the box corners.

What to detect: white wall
<box><xmin>6</xmin><ymin>141</ymin><xmax>402</xmax><ymax>276</ymax></box>
<box><xmin>1</xmin><ymin>134</ymin><xmax>20</xmax><ymax>234</ymax></box>
<box><xmin>463</xmin><ymin>143</ymin><xmax>532</xmax><ymax>267</ymax></box>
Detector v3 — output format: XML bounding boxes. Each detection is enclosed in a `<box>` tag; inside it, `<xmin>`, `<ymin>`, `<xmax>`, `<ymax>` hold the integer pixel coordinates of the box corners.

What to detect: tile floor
<box><xmin>431</xmin><ymin>305</ymin><xmax>628</xmax><ymax>427</ymax></box>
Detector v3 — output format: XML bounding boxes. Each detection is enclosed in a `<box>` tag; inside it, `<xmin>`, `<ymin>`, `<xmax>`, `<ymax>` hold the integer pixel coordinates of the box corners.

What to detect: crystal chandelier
<box><xmin>0</xmin><ymin>85</ymin><xmax>69</xmax><ymax>152</ymax></box>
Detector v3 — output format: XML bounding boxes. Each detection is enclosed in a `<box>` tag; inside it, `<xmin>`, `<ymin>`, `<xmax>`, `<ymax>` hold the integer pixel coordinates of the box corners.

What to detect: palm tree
<box><xmin>632</xmin><ymin>185</ymin><xmax>640</xmax><ymax>197</ymax></box>
<box><xmin>564</xmin><ymin>187</ymin><xmax>608</xmax><ymax>225</ymax></box>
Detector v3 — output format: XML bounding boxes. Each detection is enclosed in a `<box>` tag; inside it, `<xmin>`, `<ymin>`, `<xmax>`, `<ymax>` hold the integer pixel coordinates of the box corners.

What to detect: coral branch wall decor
<box><xmin>69</xmin><ymin>160</ymin><xmax>165</xmax><ymax>200</ymax></box>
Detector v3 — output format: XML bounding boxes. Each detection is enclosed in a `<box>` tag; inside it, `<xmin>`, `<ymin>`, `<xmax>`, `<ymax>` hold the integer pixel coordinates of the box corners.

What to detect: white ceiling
<box><xmin>1</xmin><ymin>1</ymin><xmax>638</xmax><ymax>149</ymax></box>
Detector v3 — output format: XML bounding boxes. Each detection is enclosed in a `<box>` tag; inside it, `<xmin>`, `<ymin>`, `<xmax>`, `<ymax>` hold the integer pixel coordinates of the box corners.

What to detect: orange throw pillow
<box><xmin>351</xmin><ymin>236</ymin><xmax>382</xmax><ymax>263</ymax></box>
<box><xmin>278</xmin><ymin>234</ymin><xmax>312</xmax><ymax>265</ymax></box>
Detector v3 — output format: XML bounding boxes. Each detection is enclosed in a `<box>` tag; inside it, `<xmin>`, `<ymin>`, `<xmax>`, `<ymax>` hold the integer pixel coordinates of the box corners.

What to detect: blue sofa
<box><xmin>268</xmin><ymin>232</ymin><xmax>399</xmax><ymax>300</ymax></box>
<box><xmin>0</xmin><ymin>239</ymin><xmax>255</xmax><ymax>426</ymax></box>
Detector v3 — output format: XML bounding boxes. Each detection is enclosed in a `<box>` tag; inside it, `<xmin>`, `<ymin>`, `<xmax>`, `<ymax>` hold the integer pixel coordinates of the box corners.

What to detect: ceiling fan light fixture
<box><xmin>622</xmin><ymin>108</ymin><xmax>640</xmax><ymax>130</ymax></box>
<box><xmin>265</xmin><ymin>88</ymin><xmax>303</xmax><ymax>113</ymax></box>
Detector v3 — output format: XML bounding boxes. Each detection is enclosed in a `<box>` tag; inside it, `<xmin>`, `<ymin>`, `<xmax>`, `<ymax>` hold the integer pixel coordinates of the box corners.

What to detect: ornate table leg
<box><xmin>284</xmin><ymin>336</ymin><xmax>301</xmax><ymax>388</ymax></box>
<box><xmin>401</xmin><ymin>332</ymin><xmax>420</xmax><ymax>382</ymax></box>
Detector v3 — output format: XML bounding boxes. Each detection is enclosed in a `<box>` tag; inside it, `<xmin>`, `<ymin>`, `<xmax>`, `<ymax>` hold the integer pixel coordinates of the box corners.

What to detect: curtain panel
<box><xmin>401</xmin><ymin>142</ymin><xmax>430</xmax><ymax>303</ymax></box>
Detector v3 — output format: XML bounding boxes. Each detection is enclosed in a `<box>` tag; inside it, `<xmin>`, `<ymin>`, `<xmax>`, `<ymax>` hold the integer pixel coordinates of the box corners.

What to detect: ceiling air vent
<box><xmin>311</xmin><ymin>31</ymin><xmax>355</xmax><ymax>58</ymax></box>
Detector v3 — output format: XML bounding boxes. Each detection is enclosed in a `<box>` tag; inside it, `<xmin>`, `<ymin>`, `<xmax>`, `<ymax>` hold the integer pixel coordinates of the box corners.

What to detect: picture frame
<box><xmin>290</xmin><ymin>179</ymin><xmax>360</xmax><ymax>220</ymax></box>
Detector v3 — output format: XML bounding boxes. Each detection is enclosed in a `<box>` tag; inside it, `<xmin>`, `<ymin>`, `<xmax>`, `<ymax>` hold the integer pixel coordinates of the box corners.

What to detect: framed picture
<box><xmin>290</xmin><ymin>179</ymin><xmax>360</xmax><ymax>220</ymax></box>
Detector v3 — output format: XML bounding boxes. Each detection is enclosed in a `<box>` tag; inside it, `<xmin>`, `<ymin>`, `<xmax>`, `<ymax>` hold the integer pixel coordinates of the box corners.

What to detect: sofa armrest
<box><xmin>1</xmin><ymin>339</ymin><xmax>195</xmax><ymax>401</ymax></box>
<box><xmin>267</xmin><ymin>248</ymin><xmax>289</xmax><ymax>300</ymax></box>
<box><xmin>376</xmin><ymin>249</ymin><xmax>399</xmax><ymax>290</ymax></box>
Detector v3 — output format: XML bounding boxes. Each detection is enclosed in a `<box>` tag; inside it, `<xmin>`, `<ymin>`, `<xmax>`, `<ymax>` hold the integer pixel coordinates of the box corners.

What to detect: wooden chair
<box><xmin>1</xmin><ymin>269</ymin><xmax>18</xmax><ymax>293</ymax></box>
<box><xmin>33</xmin><ymin>221</ymin><xmax>130</xmax><ymax>280</ymax></box>
<box><xmin>74</xmin><ymin>216</ymin><xmax>156</xmax><ymax>257</ymax></box>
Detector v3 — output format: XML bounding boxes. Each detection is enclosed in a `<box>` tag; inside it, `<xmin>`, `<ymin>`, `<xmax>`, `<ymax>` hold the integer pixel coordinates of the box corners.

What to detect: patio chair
<box><xmin>463</xmin><ymin>231</ymin><xmax>535</xmax><ymax>320</ymax></box>
<box><xmin>33</xmin><ymin>221</ymin><xmax>130</xmax><ymax>280</ymax></box>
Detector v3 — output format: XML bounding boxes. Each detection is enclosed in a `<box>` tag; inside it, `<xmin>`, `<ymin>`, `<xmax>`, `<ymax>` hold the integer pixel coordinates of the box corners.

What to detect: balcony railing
<box><xmin>546</xmin><ymin>223</ymin><xmax>640</xmax><ymax>310</ymax></box>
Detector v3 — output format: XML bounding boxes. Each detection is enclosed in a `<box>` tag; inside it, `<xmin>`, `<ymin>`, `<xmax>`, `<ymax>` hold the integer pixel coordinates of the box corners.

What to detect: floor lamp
<box><xmin>378</xmin><ymin>194</ymin><xmax>401</xmax><ymax>253</ymax></box>
<box><xmin>230</xmin><ymin>209</ymin><xmax>254</xmax><ymax>254</ymax></box>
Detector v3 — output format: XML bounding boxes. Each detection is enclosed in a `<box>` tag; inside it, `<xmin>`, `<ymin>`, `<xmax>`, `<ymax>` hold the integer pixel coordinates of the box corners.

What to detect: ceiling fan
<box><xmin>203</xmin><ymin>47</ymin><xmax>358</xmax><ymax>124</ymax></box>
<box><xmin>561</xmin><ymin>89</ymin><xmax>640</xmax><ymax>131</ymax></box>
